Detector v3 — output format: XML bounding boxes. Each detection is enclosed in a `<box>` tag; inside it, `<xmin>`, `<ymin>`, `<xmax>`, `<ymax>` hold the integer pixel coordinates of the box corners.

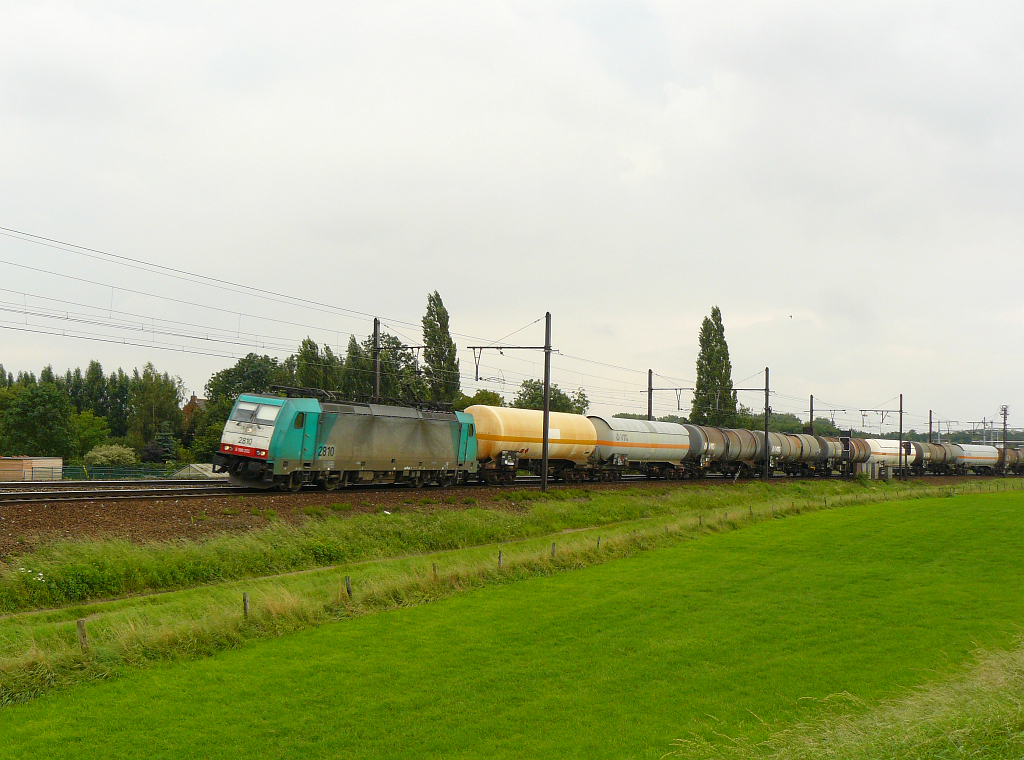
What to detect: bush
<box><xmin>83</xmin><ymin>444</ymin><xmax>139</xmax><ymax>467</ymax></box>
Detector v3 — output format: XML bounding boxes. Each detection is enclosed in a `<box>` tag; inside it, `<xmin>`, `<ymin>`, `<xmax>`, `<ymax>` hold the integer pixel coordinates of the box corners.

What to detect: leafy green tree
<box><xmin>72</xmin><ymin>410</ymin><xmax>110</xmax><ymax>461</ymax></box>
<box><xmin>39</xmin><ymin>365</ymin><xmax>57</xmax><ymax>384</ymax></box>
<box><xmin>734</xmin><ymin>406</ymin><xmax>805</xmax><ymax>433</ymax></box>
<box><xmin>612</xmin><ymin>412</ymin><xmax>689</xmax><ymax>423</ymax></box>
<box><xmin>15</xmin><ymin>371</ymin><xmax>36</xmax><ymax>387</ymax></box>
<box><xmin>359</xmin><ymin>332</ymin><xmax>426</xmax><ymax>403</ymax></box>
<box><xmin>84</xmin><ymin>443</ymin><xmax>138</xmax><ymax>467</ymax></box>
<box><xmin>810</xmin><ymin>417</ymin><xmax>842</xmax><ymax>437</ymax></box>
<box><xmin>339</xmin><ymin>335</ymin><xmax>372</xmax><ymax>398</ymax></box>
<box><xmin>690</xmin><ymin>306</ymin><xmax>736</xmax><ymax>427</ymax></box>
<box><xmin>57</xmin><ymin>367</ymin><xmax>86</xmax><ymax>412</ymax></box>
<box><xmin>511</xmin><ymin>379</ymin><xmax>589</xmax><ymax>414</ymax></box>
<box><xmin>84</xmin><ymin>361</ymin><xmax>107</xmax><ymax>417</ymax></box>
<box><xmin>294</xmin><ymin>338</ymin><xmax>343</xmax><ymax>391</ymax></box>
<box><xmin>0</xmin><ymin>364</ymin><xmax>11</xmax><ymax>388</ymax></box>
<box><xmin>422</xmin><ymin>291</ymin><xmax>460</xmax><ymax>403</ymax></box>
<box><xmin>0</xmin><ymin>383</ymin><xmax>75</xmax><ymax>458</ymax></box>
<box><xmin>106</xmin><ymin>369</ymin><xmax>132</xmax><ymax>438</ymax></box>
<box><xmin>455</xmin><ymin>388</ymin><xmax>505</xmax><ymax>411</ymax></box>
<box><xmin>126</xmin><ymin>363</ymin><xmax>183</xmax><ymax>451</ymax></box>
<box><xmin>154</xmin><ymin>421</ymin><xmax>177</xmax><ymax>462</ymax></box>
<box><xmin>659</xmin><ymin>414</ymin><xmax>688</xmax><ymax>425</ymax></box>
<box><xmin>206</xmin><ymin>353</ymin><xmax>290</xmax><ymax>404</ymax></box>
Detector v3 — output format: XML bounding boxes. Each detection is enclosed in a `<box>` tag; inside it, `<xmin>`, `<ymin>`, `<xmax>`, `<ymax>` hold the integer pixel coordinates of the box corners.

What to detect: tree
<box><xmin>511</xmin><ymin>380</ymin><xmax>589</xmax><ymax>415</ymax></box>
<box><xmin>359</xmin><ymin>332</ymin><xmax>426</xmax><ymax>402</ymax></box>
<box><xmin>422</xmin><ymin>291</ymin><xmax>460</xmax><ymax>403</ymax></box>
<box><xmin>339</xmin><ymin>335</ymin><xmax>372</xmax><ymax>398</ymax></box>
<box><xmin>690</xmin><ymin>306</ymin><xmax>736</xmax><ymax>427</ymax></box>
<box><xmin>0</xmin><ymin>383</ymin><xmax>75</xmax><ymax>458</ymax></box>
<box><xmin>154</xmin><ymin>421</ymin><xmax>177</xmax><ymax>462</ymax></box>
<box><xmin>294</xmin><ymin>338</ymin><xmax>342</xmax><ymax>391</ymax></box>
<box><xmin>72</xmin><ymin>410</ymin><xmax>110</xmax><ymax>461</ymax></box>
<box><xmin>126</xmin><ymin>363</ymin><xmax>183</xmax><ymax>451</ymax></box>
<box><xmin>106</xmin><ymin>369</ymin><xmax>132</xmax><ymax>438</ymax></box>
<box><xmin>455</xmin><ymin>388</ymin><xmax>504</xmax><ymax>411</ymax></box>
<box><xmin>83</xmin><ymin>361</ymin><xmax>107</xmax><ymax>417</ymax></box>
<box><xmin>206</xmin><ymin>353</ymin><xmax>290</xmax><ymax>404</ymax></box>
<box><xmin>612</xmin><ymin>412</ymin><xmax>689</xmax><ymax>424</ymax></box>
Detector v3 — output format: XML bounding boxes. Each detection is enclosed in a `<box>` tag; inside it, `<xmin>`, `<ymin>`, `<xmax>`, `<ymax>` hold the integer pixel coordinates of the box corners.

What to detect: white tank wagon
<box><xmin>953</xmin><ymin>444</ymin><xmax>1000</xmax><ymax>474</ymax></box>
<box><xmin>865</xmin><ymin>439</ymin><xmax>906</xmax><ymax>468</ymax></box>
<box><xmin>588</xmin><ymin>416</ymin><xmax>691</xmax><ymax>478</ymax></box>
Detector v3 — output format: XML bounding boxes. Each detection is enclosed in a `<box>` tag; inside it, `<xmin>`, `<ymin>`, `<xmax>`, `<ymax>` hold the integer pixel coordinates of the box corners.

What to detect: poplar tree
<box><xmin>690</xmin><ymin>306</ymin><xmax>737</xmax><ymax>427</ymax></box>
<box><xmin>421</xmin><ymin>291</ymin><xmax>460</xmax><ymax>403</ymax></box>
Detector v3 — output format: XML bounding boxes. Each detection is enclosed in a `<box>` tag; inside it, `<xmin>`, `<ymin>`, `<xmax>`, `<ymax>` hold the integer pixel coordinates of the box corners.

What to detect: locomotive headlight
<box><xmin>244</xmin><ymin>425</ymin><xmax>255</xmax><ymax>434</ymax></box>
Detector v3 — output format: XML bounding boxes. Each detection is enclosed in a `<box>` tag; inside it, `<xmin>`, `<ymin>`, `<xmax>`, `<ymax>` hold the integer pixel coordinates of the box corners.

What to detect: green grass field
<box><xmin>0</xmin><ymin>489</ymin><xmax>1022</xmax><ymax>758</ymax></box>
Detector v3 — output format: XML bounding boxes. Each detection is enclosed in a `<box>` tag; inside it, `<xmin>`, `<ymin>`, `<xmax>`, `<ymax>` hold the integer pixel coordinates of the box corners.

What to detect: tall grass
<box><xmin>670</xmin><ymin>641</ymin><xmax>1024</xmax><ymax>759</ymax></box>
<box><xmin>0</xmin><ymin>517</ymin><xmax>694</xmax><ymax>704</ymax></box>
<box><xmin>0</xmin><ymin>478</ymin><xmax>999</xmax><ymax>615</ymax></box>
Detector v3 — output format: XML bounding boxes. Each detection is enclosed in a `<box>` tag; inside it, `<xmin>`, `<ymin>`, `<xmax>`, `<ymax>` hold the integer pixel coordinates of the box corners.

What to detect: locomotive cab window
<box><xmin>468</xmin><ymin>425</ymin><xmax>474</xmax><ymax>436</ymax></box>
<box><xmin>230</xmin><ymin>401</ymin><xmax>259</xmax><ymax>422</ymax></box>
<box><xmin>255</xmin><ymin>405</ymin><xmax>282</xmax><ymax>426</ymax></box>
<box><xmin>294</xmin><ymin>412</ymin><xmax>305</xmax><ymax>429</ymax></box>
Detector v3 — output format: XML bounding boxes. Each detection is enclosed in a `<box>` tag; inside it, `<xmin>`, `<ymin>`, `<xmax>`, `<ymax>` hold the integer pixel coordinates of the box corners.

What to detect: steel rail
<box><xmin>0</xmin><ymin>486</ymin><xmax>249</xmax><ymax>504</ymax></box>
<box><xmin>0</xmin><ymin>479</ymin><xmax>233</xmax><ymax>491</ymax></box>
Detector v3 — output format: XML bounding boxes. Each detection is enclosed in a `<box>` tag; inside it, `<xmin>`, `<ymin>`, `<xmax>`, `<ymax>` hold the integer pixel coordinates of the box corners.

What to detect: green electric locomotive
<box><xmin>212</xmin><ymin>393</ymin><xmax>478</xmax><ymax>490</ymax></box>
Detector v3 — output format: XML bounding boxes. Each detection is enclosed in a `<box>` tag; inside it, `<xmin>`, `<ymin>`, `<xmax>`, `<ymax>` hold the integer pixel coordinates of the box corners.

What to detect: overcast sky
<box><xmin>1</xmin><ymin>1</ymin><xmax>1021</xmax><ymax>435</ymax></box>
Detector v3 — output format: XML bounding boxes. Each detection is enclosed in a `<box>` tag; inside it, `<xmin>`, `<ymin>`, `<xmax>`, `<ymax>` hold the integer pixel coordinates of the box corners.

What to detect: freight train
<box><xmin>211</xmin><ymin>390</ymin><xmax>1023</xmax><ymax>489</ymax></box>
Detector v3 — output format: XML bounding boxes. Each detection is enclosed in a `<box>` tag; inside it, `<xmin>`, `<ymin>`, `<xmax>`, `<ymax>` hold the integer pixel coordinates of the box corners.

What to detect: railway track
<box><xmin>0</xmin><ymin>478</ymin><xmax>233</xmax><ymax>491</ymax></box>
<box><xmin>0</xmin><ymin>481</ymin><xmax>244</xmax><ymax>504</ymax></box>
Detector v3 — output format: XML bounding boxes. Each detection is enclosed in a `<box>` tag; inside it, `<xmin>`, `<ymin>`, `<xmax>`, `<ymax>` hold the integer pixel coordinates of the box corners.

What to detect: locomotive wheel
<box><xmin>323</xmin><ymin>475</ymin><xmax>339</xmax><ymax>491</ymax></box>
<box><xmin>288</xmin><ymin>472</ymin><xmax>303</xmax><ymax>492</ymax></box>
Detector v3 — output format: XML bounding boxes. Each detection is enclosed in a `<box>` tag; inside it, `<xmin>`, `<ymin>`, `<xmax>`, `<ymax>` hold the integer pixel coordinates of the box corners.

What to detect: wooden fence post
<box><xmin>243</xmin><ymin>592</ymin><xmax>249</xmax><ymax>619</ymax></box>
<box><xmin>597</xmin><ymin>536</ymin><xmax>601</xmax><ymax>549</ymax></box>
<box><xmin>498</xmin><ymin>550</ymin><xmax>503</xmax><ymax>568</ymax></box>
<box><xmin>345</xmin><ymin>576</ymin><xmax>352</xmax><ymax>598</ymax></box>
<box><xmin>76</xmin><ymin>619</ymin><xmax>89</xmax><ymax>655</ymax></box>
<box><xmin>432</xmin><ymin>562</ymin><xmax>437</xmax><ymax>578</ymax></box>
<box><xmin>551</xmin><ymin>542</ymin><xmax>556</xmax><ymax>558</ymax></box>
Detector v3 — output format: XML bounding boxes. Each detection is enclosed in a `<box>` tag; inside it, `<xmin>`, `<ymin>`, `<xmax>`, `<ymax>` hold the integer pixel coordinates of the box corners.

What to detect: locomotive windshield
<box><xmin>230</xmin><ymin>402</ymin><xmax>282</xmax><ymax>426</ymax></box>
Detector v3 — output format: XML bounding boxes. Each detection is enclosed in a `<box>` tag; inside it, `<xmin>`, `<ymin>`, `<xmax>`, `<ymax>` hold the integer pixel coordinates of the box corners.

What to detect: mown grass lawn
<box><xmin>2</xmin><ymin>491</ymin><xmax>1023</xmax><ymax>759</ymax></box>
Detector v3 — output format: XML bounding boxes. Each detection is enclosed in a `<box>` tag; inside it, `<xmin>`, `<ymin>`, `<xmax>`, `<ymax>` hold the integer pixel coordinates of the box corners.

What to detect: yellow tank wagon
<box><xmin>465</xmin><ymin>405</ymin><xmax>597</xmax><ymax>484</ymax></box>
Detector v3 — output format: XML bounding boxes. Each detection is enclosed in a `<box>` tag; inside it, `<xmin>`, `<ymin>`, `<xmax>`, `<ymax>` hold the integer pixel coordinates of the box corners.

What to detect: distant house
<box><xmin>183</xmin><ymin>394</ymin><xmax>208</xmax><ymax>420</ymax></box>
